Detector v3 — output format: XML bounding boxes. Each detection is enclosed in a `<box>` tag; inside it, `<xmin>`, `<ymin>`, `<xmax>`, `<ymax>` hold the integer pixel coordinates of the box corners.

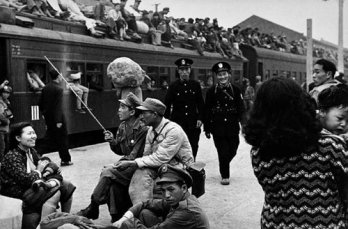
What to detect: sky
<box><xmin>139</xmin><ymin>0</ymin><xmax>348</xmax><ymax>48</ymax></box>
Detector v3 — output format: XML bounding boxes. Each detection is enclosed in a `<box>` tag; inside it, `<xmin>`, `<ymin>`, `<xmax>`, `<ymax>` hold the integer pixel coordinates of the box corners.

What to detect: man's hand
<box><xmin>205</xmin><ymin>132</ymin><xmax>211</xmax><ymax>139</ymax></box>
<box><xmin>104</xmin><ymin>130</ymin><xmax>114</xmax><ymax>142</ymax></box>
<box><xmin>114</xmin><ymin>161</ymin><xmax>138</xmax><ymax>171</ymax></box>
<box><xmin>113</xmin><ymin>216</ymin><xmax>128</xmax><ymax>228</ymax></box>
<box><xmin>56</xmin><ymin>123</ymin><xmax>62</xmax><ymax>128</ymax></box>
<box><xmin>196</xmin><ymin>120</ymin><xmax>202</xmax><ymax>128</ymax></box>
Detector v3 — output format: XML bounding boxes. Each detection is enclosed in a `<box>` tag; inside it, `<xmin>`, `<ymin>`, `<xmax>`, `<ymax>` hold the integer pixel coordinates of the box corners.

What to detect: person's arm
<box><xmin>2</xmin><ymin>150</ymin><xmax>41</xmax><ymax>188</ymax></box>
<box><xmin>163</xmin><ymin>84</ymin><xmax>173</xmax><ymax>118</ymax></box>
<box><xmin>203</xmin><ymin>88</ymin><xmax>213</xmax><ymax>138</ymax></box>
<box><xmin>134</xmin><ymin>125</ymin><xmax>184</xmax><ymax>168</ymax></box>
<box><xmin>0</xmin><ymin>103</ymin><xmax>10</xmax><ymax>126</ymax></box>
<box><xmin>195</xmin><ymin>81</ymin><xmax>205</xmax><ymax>127</ymax></box>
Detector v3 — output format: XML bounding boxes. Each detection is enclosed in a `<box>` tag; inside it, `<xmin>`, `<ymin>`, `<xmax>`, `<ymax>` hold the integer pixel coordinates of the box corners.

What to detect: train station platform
<box><xmin>40</xmin><ymin>132</ymin><xmax>263</xmax><ymax>229</ymax></box>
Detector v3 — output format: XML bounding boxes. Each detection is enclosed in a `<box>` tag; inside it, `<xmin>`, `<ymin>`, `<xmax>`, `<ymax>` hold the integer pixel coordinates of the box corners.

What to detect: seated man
<box><xmin>113</xmin><ymin>164</ymin><xmax>210</xmax><ymax>229</ymax></box>
<box><xmin>114</xmin><ymin>98</ymin><xmax>194</xmax><ymax>204</ymax></box>
<box><xmin>68</xmin><ymin>72</ymin><xmax>89</xmax><ymax>114</ymax></box>
<box><xmin>77</xmin><ymin>93</ymin><xmax>148</xmax><ymax>222</ymax></box>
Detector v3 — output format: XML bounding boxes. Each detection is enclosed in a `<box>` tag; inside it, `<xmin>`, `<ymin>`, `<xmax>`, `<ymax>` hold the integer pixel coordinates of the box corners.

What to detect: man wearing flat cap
<box><xmin>204</xmin><ymin>62</ymin><xmax>245</xmax><ymax>185</ymax></box>
<box><xmin>113</xmin><ymin>164</ymin><xmax>209</xmax><ymax>229</ymax></box>
<box><xmin>77</xmin><ymin>92</ymin><xmax>148</xmax><ymax>222</ymax></box>
<box><xmin>164</xmin><ymin>58</ymin><xmax>205</xmax><ymax>160</ymax></box>
<box><xmin>115</xmin><ymin>97</ymin><xmax>194</xmax><ymax>204</ymax></box>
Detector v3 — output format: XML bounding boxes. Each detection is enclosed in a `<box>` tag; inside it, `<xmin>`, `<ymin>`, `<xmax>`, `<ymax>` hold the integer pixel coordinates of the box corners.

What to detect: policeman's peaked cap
<box><xmin>212</xmin><ymin>62</ymin><xmax>231</xmax><ymax>74</ymax></box>
<box><xmin>175</xmin><ymin>58</ymin><xmax>193</xmax><ymax>69</ymax></box>
<box><xmin>119</xmin><ymin>92</ymin><xmax>142</xmax><ymax>109</ymax></box>
<box><xmin>157</xmin><ymin>164</ymin><xmax>193</xmax><ymax>188</ymax></box>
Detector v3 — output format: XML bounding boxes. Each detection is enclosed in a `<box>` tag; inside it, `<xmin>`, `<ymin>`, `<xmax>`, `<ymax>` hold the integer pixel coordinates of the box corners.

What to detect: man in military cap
<box><xmin>164</xmin><ymin>58</ymin><xmax>205</xmax><ymax>160</ymax></box>
<box><xmin>204</xmin><ymin>62</ymin><xmax>245</xmax><ymax>185</ymax></box>
<box><xmin>115</xmin><ymin>97</ymin><xmax>194</xmax><ymax>204</ymax></box>
<box><xmin>113</xmin><ymin>164</ymin><xmax>210</xmax><ymax>229</ymax></box>
<box><xmin>77</xmin><ymin>92</ymin><xmax>148</xmax><ymax>222</ymax></box>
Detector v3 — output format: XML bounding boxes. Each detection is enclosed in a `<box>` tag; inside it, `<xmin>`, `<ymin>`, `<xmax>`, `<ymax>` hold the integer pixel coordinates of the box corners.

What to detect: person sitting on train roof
<box><xmin>67</xmin><ymin>72</ymin><xmax>90</xmax><ymax>114</ymax></box>
<box><xmin>119</xmin><ymin>0</ymin><xmax>142</xmax><ymax>41</ymax></box>
<box><xmin>158</xmin><ymin>7</ymin><xmax>169</xmax><ymax>21</ymax></box>
<box><xmin>106</xmin><ymin>0</ymin><xmax>130</xmax><ymax>41</ymax></box>
<box><xmin>112</xmin><ymin>164</ymin><xmax>210</xmax><ymax>229</ymax></box>
<box><xmin>129</xmin><ymin>0</ymin><xmax>141</xmax><ymax>14</ymax></box>
<box><xmin>77</xmin><ymin>92</ymin><xmax>148</xmax><ymax>222</ymax></box>
<box><xmin>45</xmin><ymin>0</ymin><xmax>104</xmax><ymax>38</ymax></box>
<box><xmin>27</xmin><ymin>70</ymin><xmax>45</xmax><ymax>92</ymax></box>
<box><xmin>17</xmin><ymin>0</ymin><xmax>54</xmax><ymax>17</ymax></box>
<box><xmin>139</xmin><ymin>10</ymin><xmax>160</xmax><ymax>45</ymax></box>
<box><xmin>0</xmin><ymin>0</ymin><xmax>26</xmax><ymax>12</ymax></box>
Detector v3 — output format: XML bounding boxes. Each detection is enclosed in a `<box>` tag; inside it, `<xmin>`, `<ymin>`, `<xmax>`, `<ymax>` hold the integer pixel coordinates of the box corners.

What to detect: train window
<box><xmin>145</xmin><ymin>66</ymin><xmax>159</xmax><ymax>88</ymax></box>
<box><xmin>197</xmin><ymin>69</ymin><xmax>212</xmax><ymax>88</ymax></box>
<box><xmin>159</xmin><ymin>67</ymin><xmax>170</xmax><ymax>88</ymax></box>
<box><xmin>232</xmin><ymin>70</ymin><xmax>242</xmax><ymax>83</ymax></box>
<box><xmin>66</xmin><ymin>62</ymin><xmax>85</xmax><ymax>84</ymax></box>
<box><xmin>26</xmin><ymin>62</ymin><xmax>47</xmax><ymax>92</ymax></box>
<box><xmin>86</xmin><ymin>63</ymin><xmax>103</xmax><ymax>91</ymax></box>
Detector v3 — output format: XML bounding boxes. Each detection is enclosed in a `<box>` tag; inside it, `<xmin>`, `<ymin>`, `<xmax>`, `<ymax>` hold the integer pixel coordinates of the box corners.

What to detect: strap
<box><xmin>152</xmin><ymin>122</ymin><xmax>170</xmax><ymax>144</ymax></box>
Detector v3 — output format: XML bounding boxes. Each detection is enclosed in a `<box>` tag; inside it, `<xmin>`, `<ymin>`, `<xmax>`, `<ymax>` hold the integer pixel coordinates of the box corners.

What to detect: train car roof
<box><xmin>0</xmin><ymin>22</ymin><xmax>248</xmax><ymax>63</ymax></box>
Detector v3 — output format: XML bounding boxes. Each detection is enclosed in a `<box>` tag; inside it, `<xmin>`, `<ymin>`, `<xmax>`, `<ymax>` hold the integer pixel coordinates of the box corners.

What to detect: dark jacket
<box><xmin>39</xmin><ymin>81</ymin><xmax>65</xmax><ymax>125</ymax></box>
<box><xmin>204</xmin><ymin>83</ymin><xmax>245</xmax><ymax>134</ymax></box>
<box><xmin>164</xmin><ymin>79</ymin><xmax>204</xmax><ymax>130</ymax></box>
<box><xmin>0</xmin><ymin>147</ymin><xmax>40</xmax><ymax>199</ymax></box>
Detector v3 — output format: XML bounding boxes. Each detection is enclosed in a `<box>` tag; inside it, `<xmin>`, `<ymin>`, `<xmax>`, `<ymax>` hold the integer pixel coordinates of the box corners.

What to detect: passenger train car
<box><xmin>0</xmin><ymin>11</ymin><xmax>244</xmax><ymax>146</ymax></box>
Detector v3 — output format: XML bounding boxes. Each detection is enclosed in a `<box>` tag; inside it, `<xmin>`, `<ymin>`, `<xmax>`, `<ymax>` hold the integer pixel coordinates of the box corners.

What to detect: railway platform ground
<box><xmin>44</xmin><ymin>132</ymin><xmax>263</xmax><ymax>229</ymax></box>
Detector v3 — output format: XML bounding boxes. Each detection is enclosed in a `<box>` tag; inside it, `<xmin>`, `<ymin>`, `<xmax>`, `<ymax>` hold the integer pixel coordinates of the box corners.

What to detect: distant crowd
<box><xmin>1</xmin><ymin>0</ymin><xmax>347</xmax><ymax>63</ymax></box>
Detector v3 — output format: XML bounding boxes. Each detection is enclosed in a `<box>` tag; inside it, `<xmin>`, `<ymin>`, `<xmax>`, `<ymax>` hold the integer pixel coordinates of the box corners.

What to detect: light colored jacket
<box><xmin>135</xmin><ymin>118</ymin><xmax>194</xmax><ymax>168</ymax></box>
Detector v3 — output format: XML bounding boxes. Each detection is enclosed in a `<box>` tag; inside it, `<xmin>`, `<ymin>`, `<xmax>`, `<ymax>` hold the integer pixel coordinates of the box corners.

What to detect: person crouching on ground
<box><xmin>113</xmin><ymin>164</ymin><xmax>210</xmax><ymax>229</ymax></box>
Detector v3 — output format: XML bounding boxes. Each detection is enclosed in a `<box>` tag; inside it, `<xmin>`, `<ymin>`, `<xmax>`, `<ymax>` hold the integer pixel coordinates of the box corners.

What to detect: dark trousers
<box><xmin>120</xmin><ymin>209</ymin><xmax>162</xmax><ymax>229</ymax></box>
<box><xmin>212</xmin><ymin>128</ymin><xmax>239</xmax><ymax>179</ymax></box>
<box><xmin>0</xmin><ymin>131</ymin><xmax>9</xmax><ymax>161</ymax></box>
<box><xmin>37</xmin><ymin>122</ymin><xmax>71</xmax><ymax>162</ymax></box>
<box><xmin>92</xmin><ymin>165</ymin><xmax>132</xmax><ymax>219</ymax></box>
<box><xmin>182</xmin><ymin>127</ymin><xmax>201</xmax><ymax>160</ymax></box>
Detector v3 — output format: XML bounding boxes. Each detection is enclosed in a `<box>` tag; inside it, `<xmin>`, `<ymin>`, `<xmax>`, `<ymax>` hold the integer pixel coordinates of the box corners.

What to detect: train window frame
<box><xmin>86</xmin><ymin>63</ymin><xmax>104</xmax><ymax>91</ymax></box>
<box><xmin>197</xmin><ymin>69</ymin><xmax>212</xmax><ymax>88</ymax></box>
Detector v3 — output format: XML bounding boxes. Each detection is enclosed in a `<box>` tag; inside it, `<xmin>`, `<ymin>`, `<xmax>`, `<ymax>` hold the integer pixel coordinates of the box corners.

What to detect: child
<box><xmin>32</xmin><ymin>157</ymin><xmax>63</xmax><ymax>191</ymax></box>
<box><xmin>107</xmin><ymin>2</ymin><xmax>129</xmax><ymax>41</ymax></box>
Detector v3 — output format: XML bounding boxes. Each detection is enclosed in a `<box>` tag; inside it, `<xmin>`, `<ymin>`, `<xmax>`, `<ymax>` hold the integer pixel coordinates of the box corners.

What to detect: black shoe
<box><xmin>61</xmin><ymin>161</ymin><xmax>74</xmax><ymax>166</ymax></box>
<box><xmin>76</xmin><ymin>203</ymin><xmax>99</xmax><ymax>220</ymax></box>
<box><xmin>75</xmin><ymin>109</ymin><xmax>86</xmax><ymax>114</ymax></box>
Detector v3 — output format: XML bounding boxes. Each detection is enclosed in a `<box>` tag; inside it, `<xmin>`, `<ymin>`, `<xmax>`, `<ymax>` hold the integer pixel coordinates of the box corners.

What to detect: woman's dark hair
<box><xmin>9</xmin><ymin>122</ymin><xmax>33</xmax><ymax>150</ymax></box>
<box><xmin>244</xmin><ymin>77</ymin><xmax>321</xmax><ymax>161</ymax></box>
<box><xmin>317</xmin><ymin>84</ymin><xmax>348</xmax><ymax>110</ymax></box>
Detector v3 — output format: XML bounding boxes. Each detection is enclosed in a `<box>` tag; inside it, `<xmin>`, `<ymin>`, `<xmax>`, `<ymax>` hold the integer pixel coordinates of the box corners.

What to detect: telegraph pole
<box><xmin>306</xmin><ymin>19</ymin><xmax>313</xmax><ymax>92</ymax></box>
<box><xmin>337</xmin><ymin>0</ymin><xmax>344</xmax><ymax>73</ymax></box>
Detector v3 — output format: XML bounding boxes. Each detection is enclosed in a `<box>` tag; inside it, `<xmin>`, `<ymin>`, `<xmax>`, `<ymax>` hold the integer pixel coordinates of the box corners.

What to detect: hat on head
<box><xmin>175</xmin><ymin>58</ymin><xmax>193</xmax><ymax>69</ymax></box>
<box><xmin>157</xmin><ymin>164</ymin><xmax>193</xmax><ymax>188</ymax></box>
<box><xmin>119</xmin><ymin>92</ymin><xmax>142</xmax><ymax>109</ymax></box>
<box><xmin>212</xmin><ymin>62</ymin><xmax>231</xmax><ymax>74</ymax></box>
<box><xmin>0</xmin><ymin>85</ymin><xmax>12</xmax><ymax>93</ymax></box>
<box><xmin>163</xmin><ymin>7</ymin><xmax>170</xmax><ymax>11</ymax></box>
<box><xmin>137</xmin><ymin>98</ymin><xmax>166</xmax><ymax>116</ymax></box>
<box><xmin>70</xmin><ymin>72</ymin><xmax>81</xmax><ymax>80</ymax></box>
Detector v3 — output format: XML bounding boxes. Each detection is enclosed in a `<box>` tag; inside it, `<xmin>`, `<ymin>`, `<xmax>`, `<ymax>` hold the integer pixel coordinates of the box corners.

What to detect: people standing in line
<box><xmin>113</xmin><ymin>164</ymin><xmax>210</xmax><ymax>229</ymax></box>
<box><xmin>38</xmin><ymin>70</ymin><xmax>73</xmax><ymax>166</ymax></box>
<box><xmin>204</xmin><ymin>62</ymin><xmax>245</xmax><ymax>185</ymax></box>
<box><xmin>114</xmin><ymin>98</ymin><xmax>194</xmax><ymax>204</ymax></box>
<box><xmin>0</xmin><ymin>82</ymin><xmax>13</xmax><ymax>161</ymax></box>
<box><xmin>77</xmin><ymin>92</ymin><xmax>148</xmax><ymax>222</ymax></box>
<box><xmin>309</xmin><ymin>59</ymin><xmax>340</xmax><ymax>103</ymax></box>
<box><xmin>244</xmin><ymin>77</ymin><xmax>348</xmax><ymax>228</ymax></box>
<box><xmin>164</xmin><ymin>58</ymin><xmax>204</xmax><ymax>160</ymax></box>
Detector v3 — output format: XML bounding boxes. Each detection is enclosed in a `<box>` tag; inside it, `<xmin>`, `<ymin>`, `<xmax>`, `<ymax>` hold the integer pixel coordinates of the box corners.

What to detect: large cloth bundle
<box><xmin>107</xmin><ymin>57</ymin><xmax>146</xmax><ymax>88</ymax></box>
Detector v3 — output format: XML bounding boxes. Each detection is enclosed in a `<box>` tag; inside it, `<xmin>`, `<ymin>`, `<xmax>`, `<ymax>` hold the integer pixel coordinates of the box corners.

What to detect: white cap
<box><xmin>70</xmin><ymin>72</ymin><xmax>81</xmax><ymax>80</ymax></box>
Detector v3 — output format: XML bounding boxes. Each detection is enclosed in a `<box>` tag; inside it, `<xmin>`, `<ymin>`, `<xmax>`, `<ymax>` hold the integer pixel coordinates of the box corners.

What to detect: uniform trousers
<box><xmin>120</xmin><ymin>209</ymin><xmax>161</xmax><ymax>229</ymax></box>
<box><xmin>182</xmin><ymin>126</ymin><xmax>201</xmax><ymax>160</ymax></box>
<box><xmin>212</xmin><ymin>127</ymin><xmax>239</xmax><ymax>179</ymax></box>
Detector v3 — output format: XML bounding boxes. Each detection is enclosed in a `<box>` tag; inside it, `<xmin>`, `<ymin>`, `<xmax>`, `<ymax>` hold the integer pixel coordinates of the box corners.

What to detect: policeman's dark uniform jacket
<box><xmin>38</xmin><ymin>73</ymin><xmax>71</xmax><ymax>163</ymax></box>
<box><xmin>164</xmin><ymin>58</ymin><xmax>205</xmax><ymax>159</ymax></box>
<box><xmin>204</xmin><ymin>62</ymin><xmax>245</xmax><ymax>180</ymax></box>
<box><xmin>120</xmin><ymin>164</ymin><xmax>210</xmax><ymax>229</ymax></box>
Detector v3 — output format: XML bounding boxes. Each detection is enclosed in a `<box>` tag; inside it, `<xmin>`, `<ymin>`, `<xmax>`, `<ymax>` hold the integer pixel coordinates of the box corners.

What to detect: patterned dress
<box><xmin>251</xmin><ymin>133</ymin><xmax>348</xmax><ymax>229</ymax></box>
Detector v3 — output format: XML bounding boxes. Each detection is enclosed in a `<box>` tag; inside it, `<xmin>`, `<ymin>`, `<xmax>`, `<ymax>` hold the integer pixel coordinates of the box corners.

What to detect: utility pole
<box><xmin>153</xmin><ymin>3</ymin><xmax>160</xmax><ymax>12</ymax></box>
<box><xmin>337</xmin><ymin>0</ymin><xmax>344</xmax><ymax>73</ymax></box>
<box><xmin>306</xmin><ymin>19</ymin><xmax>313</xmax><ymax>92</ymax></box>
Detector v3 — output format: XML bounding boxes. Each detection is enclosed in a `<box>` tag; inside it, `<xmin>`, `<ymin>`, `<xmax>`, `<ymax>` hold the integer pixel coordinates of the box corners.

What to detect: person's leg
<box><xmin>109</xmin><ymin>183</ymin><xmax>132</xmax><ymax>222</ymax></box>
<box><xmin>60</xmin><ymin>180</ymin><xmax>76</xmax><ymax>212</ymax></box>
<box><xmin>129</xmin><ymin>168</ymin><xmax>157</xmax><ymax>204</ymax></box>
<box><xmin>22</xmin><ymin>213</ymin><xmax>41</xmax><ymax>229</ymax></box>
<box><xmin>79</xmin><ymin>85</ymin><xmax>89</xmax><ymax>107</ymax></box>
<box><xmin>0</xmin><ymin>131</ymin><xmax>6</xmax><ymax>162</ymax></box>
<box><xmin>55</xmin><ymin>123</ymin><xmax>72</xmax><ymax>163</ymax></box>
<box><xmin>212</xmin><ymin>134</ymin><xmax>230</xmax><ymax>179</ymax></box>
<box><xmin>138</xmin><ymin>209</ymin><xmax>162</xmax><ymax>227</ymax></box>
<box><xmin>185</xmin><ymin>127</ymin><xmax>201</xmax><ymax>160</ymax></box>
<box><xmin>71</xmin><ymin>85</ymin><xmax>83</xmax><ymax>110</ymax></box>
<box><xmin>41</xmin><ymin>191</ymin><xmax>61</xmax><ymax>220</ymax></box>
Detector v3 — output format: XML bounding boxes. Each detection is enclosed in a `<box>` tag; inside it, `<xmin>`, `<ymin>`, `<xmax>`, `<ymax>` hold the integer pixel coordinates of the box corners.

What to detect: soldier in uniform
<box><xmin>164</xmin><ymin>58</ymin><xmax>205</xmax><ymax>160</ymax></box>
<box><xmin>204</xmin><ymin>62</ymin><xmax>245</xmax><ymax>185</ymax></box>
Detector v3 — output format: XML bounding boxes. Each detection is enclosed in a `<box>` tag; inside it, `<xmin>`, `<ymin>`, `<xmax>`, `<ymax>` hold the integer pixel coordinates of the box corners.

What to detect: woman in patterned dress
<box><xmin>244</xmin><ymin>77</ymin><xmax>348</xmax><ymax>229</ymax></box>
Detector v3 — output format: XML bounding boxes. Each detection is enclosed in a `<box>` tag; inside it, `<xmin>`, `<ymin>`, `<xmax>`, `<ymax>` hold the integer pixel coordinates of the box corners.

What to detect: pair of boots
<box><xmin>77</xmin><ymin>201</ymin><xmax>123</xmax><ymax>223</ymax></box>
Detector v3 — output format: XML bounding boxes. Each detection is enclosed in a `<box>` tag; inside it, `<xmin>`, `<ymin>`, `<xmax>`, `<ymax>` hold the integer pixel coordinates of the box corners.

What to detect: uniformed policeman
<box><xmin>204</xmin><ymin>62</ymin><xmax>245</xmax><ymax>185</ymax></box>
<box><xmin>164</xmin><ymin>58</ymin><xmax>205</xmax><ymax>160</ymax></box>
